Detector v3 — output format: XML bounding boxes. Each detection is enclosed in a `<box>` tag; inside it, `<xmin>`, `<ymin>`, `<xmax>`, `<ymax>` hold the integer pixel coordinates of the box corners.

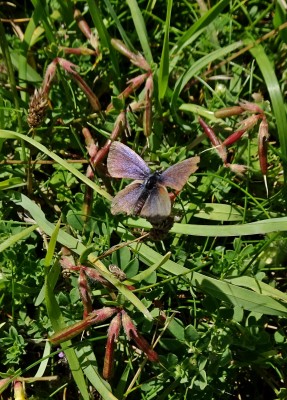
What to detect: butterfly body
<box><xmin>132</xmin><ymin>171</ymin><xmax>163</xmax><ymax>215</ymax></box>
<box><xmin>107</xmin><ymin>141</ymin><xmax>199</xmax><ymax>218</ymax></box>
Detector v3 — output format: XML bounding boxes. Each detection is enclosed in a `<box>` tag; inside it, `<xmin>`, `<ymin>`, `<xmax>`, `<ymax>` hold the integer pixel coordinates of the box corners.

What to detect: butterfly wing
<box><xmin>140</xmin><ymin>184</ymin><xmax>171</xmax><ymax>218</ymax></box>
<box><xmin>160</xmin><ymin>156</ymin><xmax>200</xmax><ymax>190</ymax></box>
<box><xmin>107</xmin><ymin>141</ymin><xmax>150</xmax><ymax>180</ymax></box>
<box><xmin>111</xmin><ymin>181</ymin><xmax>144</xmax><ymax>215</ymax></box>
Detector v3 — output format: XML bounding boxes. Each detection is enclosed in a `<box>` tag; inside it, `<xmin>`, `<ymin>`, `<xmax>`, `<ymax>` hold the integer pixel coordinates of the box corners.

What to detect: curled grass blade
<box><xmin>34</xmin><ymin>340</ymin><xmax>51</xmax><ymax>378</ymax></box>
<box><xmin>179</xmin><ymin>103</ymin><xmax>223</xmax><ymax>123</ymax></box>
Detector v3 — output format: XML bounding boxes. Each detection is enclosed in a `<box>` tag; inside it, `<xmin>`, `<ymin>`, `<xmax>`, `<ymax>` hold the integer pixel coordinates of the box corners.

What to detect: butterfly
<box><xmin>107</xmin><ymin>141</ymin><xmax>200</xmax><ymax>218</ymax></box>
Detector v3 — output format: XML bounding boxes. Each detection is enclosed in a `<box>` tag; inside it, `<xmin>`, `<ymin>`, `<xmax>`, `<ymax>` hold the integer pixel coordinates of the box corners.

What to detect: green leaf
<box><xmin>179</xmin><ymin>104</ymin><xmax>223</xmax><ymax>123</ymax></box>
<box><xmin>166</xmin><ymin>318</ymin><xmax>185</xmax><ymax>341</ymax></box>
<box><xmin>131</xmin><ymin>252</ymin><xmax>171</xmax><ymax>283</ymax></box>
<box><xmin>10</xmin><ymin>191</ymin><xmax>86</xmax><ymax>252</ymax></box>
<box><xmin>185</xmin><ymin>325</ymin><xmax>200</xmax><ymax>342</ymax></box>
<box><xmin>0</xmin><ymin>177</ymin><xmax>24</xmax><ymax>190</ymax></box>
<box><xmin>34</xmin><ymin>341</ymin><xmax>51</xmax><ymax>378</ymax></box>
<box><xmin>44</xmin><ymin>218</ymin><xmax>61</xmax><ymax>268</ymax></box>
<box><xmin>226</xmin><ymin>276</ymin><xmax>287</xmax><ymax>303</ymax></box>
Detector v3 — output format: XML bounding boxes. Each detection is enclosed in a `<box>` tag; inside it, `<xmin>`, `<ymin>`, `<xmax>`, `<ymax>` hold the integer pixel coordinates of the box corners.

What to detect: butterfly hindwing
<box><xmin>160</xmin><ymin>156</ymin><xmax>200</xmax><ymax>190</ymax></box>
<box><xmin>140</xmin><ymin>184</ymin><xmax>171</xmax><ymax>218</ymax></box>
<box><xmin>111</xmin><ymin>181</ymin><xmax>144</xmax><ymax>215</ymax></box>
<box><xmin>107</xmin><ymin>141</ymin><xmax>150</xmax><ymax>180</ymax></box>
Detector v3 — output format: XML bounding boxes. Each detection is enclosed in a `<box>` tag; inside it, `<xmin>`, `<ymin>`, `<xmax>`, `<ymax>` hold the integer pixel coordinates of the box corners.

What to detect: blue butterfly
<box><xmin>107</xmin><ymin>141</ymin><xmax>199</xmax><ymax>218</ymax></box>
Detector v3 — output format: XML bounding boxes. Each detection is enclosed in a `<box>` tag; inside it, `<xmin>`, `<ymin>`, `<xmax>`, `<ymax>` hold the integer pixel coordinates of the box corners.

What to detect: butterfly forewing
<box><xmin>140</xmin><ymin>184</ymin><xmax>171</xmax><ymax>218</ymax></box>
<box><xmin>160</xmin><ymin>156</ymin><xmax>200</xmax><ymax>190</ymax></box>
<box><xmin>111</xmin><ymin>181</ymin><xmax>144</xmax><ymax>215</ymax></box>
<box><xmin>107</xmin><ymin>141</ymin><xmax>150</xmax><ymax>180</ymax></box>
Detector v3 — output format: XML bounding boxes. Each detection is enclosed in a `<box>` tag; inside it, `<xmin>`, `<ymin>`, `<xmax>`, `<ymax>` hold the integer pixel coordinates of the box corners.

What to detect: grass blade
<box><xmin>158</xmin><ymin>0</ymin><xmax>173</xmax><ymax>99</ymax></box>
<box><xmin>124</xmin><ymin>216</ymin><xmax>287</xmax><ymax>236</ymax></box>
<box><xmin>103</xmin><ymin>0</ymin><xmax>134</xmax><ymax>50</ymax></box>
<box><xmin>171</xmin><ymin>0</ymin><xmax>230</xmax><ymax>67</ymax></box>
<box><xmin>247</xmin><ymin>40</ymin><xmax>287</xmax><ymax>167</ymax></box>
<box><xmin>126</xmin><ymin>0</ymin><xmax>153</xmax><ymax>64</ymax></box>
<box><xmin>0</xmin><ymin>224</ymin><xmax>38</xmax><ymax>253</ymax></box>
<box><xmin>76</xmin><ymin>346</ymin><xmax>117</xmax><ymax>400</ymax></box>
<box><xmin>0</xmin><ymin>130</ymin><xmax>112</xmax><ymax>201</ymax></box>
<box><xmin>127</xmin><ymin>240</ymin><xmax>287</xmax><ymax>317</ymax></box>
<box><xmin>87</xmin><ymin>0</ymin><xmax>120</xmax><ymax>87</ymax></box>
<box><xmin>171</xmin><ymin>41</ymin><xmax>242</xmax><ymax>110</ymax></box>
<box><xmin>10</xmin><ymin>192</ymin><xmax>153</xmax><ymax>320</ymax></box>
<box><xmin>44</xmin><ymin>222</ymin><xmax>90</xmax><ymax>400</ymax></box>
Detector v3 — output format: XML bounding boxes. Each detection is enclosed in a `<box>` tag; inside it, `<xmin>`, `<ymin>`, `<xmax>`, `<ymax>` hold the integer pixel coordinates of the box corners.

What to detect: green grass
<box><xmin>1</xmin><ymin>1</ymin><xmax>287</xmax><ymax>399</ymax></box>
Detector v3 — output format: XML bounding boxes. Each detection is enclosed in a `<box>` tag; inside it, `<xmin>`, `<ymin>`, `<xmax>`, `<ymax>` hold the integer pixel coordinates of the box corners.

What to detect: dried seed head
<box><xmin>237</xmin><ymin>114</ymin><xmax>260</xmax><ymax>131</ymax></box>
<box><xmin>222</xmin><ymin>129</ymin><xmax>246</xmax><ymax>147</ymax></box>
<box><xmin>214</xmin><ymin>106</ymin><xmax>244</xmax><ymax>119</ymax></box>
<box><xmin>103</xmin><ymin>313</ymin><xmax>122</xmax><ymax>380</ymax></box>
<box><xmin>111</xmin><ymin>39</ymin><xmax>150</xmax><ymax>71</ymax></box>
<box><xmin>143</xmin><ymin>74</ymin><xmax>153</xmax><ymax>137</ymax></box>
<box><xmin>239</xmin><ymin>100</ymin><xmax>264</xmax><ymax>114</ymax></box>
<box><xmin>225</xmin><ymin>163</ymin><xmax>248</xmax><ymax>176</ymax></box>
<box><xmin>78</xmin><ymin>269</ymin><xmax>93</xmax><ymax>318</ymax></box>
<box><xmin>27</xmin><ymin>88</ymin><xmax>49</xmax><ymax>128</ymax></box>
<box><xmin>147</xmin><ymin>215</ymin><xmax>175</xmax><ymax>241</ymax></box>
<box><xmin>42</xmin><ymin>61</ymin><xmax>57</xmax><ymax>93</ymax></box>
<box><xmin>121</xmin><ymin>310</ymin><xmax>159</xmax><ymax>362</ymax></box>
<box><xmin>258</xmin><ymin>117</ymin><xmax>269</xmax><ymax>177</ymax></box>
